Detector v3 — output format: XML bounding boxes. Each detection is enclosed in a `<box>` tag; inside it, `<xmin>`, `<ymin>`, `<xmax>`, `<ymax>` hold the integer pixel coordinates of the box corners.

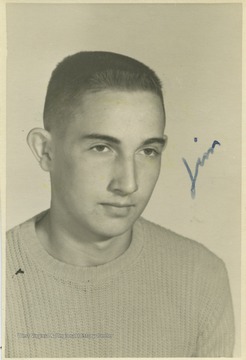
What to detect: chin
<box><xmin>90</xmin><ymin>217</ymin><xmax>137</xmax><ymax>239</ymax></box>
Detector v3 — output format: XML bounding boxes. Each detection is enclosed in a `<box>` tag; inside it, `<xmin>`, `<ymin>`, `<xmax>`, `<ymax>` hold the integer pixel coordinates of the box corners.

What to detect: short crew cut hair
<box><xmin>43</xmin><ymin>51</ymin><xmax>165</xmax><ymax>132</ymax></box>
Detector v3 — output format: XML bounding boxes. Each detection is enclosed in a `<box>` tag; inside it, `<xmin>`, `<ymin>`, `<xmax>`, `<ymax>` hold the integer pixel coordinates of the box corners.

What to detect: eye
<box><xmin>91</xmin><ymin>145</ymin><xmax>110</xmax><ymax>153</ymax></box>
<box><xmin>140</xmin><ymin>148</ymin><xmax>159</xmax><ymax>157</ymax></box>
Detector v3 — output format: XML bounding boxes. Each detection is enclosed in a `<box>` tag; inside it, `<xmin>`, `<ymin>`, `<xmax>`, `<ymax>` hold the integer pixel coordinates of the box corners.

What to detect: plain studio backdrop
<box><xmin>6</xmin><ymin>3</ymin><xmax>241</xmax><ymax>356</ymax></box>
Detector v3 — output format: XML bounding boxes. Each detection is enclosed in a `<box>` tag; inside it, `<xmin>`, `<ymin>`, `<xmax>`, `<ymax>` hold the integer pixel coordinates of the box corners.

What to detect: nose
<box><xmin>108</xmin><ymin>155</ymin><xmax>138</xmax><ymax>196</ymax></box>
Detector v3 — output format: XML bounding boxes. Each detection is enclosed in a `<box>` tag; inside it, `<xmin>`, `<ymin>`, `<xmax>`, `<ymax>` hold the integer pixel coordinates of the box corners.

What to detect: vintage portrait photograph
<box><xmin>2</xmin><ymin>2</ymin><xmax>243</xmax><ymax>358</ymax></box>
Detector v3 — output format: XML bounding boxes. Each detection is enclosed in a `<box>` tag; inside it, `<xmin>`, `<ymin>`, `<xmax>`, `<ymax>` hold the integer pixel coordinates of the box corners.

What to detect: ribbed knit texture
<box><xmin>6</xmin><ymin>211</ymin><xmax>235</xmax><ymax>357</ymax></box>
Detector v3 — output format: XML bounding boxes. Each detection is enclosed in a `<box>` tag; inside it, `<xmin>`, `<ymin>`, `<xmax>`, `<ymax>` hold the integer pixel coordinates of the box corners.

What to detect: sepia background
<box><xmin>6</xmin><ymin>3</ymin><xmax>242</xmax><ymax>356</ymax></box>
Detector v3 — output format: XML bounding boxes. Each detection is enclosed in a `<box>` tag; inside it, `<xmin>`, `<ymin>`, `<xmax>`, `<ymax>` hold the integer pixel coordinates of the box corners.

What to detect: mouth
<box><xmin>100</xmin><ymin>203</ymin><xmax>135</xmax><ymax>208</ymax></box>
<box><xmin>100</xmin><ymin>202</ymin><xmax>135</xmax><ymax>217</ymax></box>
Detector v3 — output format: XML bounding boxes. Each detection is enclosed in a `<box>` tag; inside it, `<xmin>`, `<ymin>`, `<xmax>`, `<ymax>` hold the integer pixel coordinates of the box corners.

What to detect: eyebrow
<box><xmin>142</xmin><ymin>137</ymin><xmax>166</xmax><ymax>146</ymax></box>
<box><xmin>81</xmin><ymin>134</ymin><xmax>121</xmax><ymax>144</ymax></box>
<box><xmin>81</xmin><ymin>134</ymin><xmax>166</xmax><ymax>147</ymax></box>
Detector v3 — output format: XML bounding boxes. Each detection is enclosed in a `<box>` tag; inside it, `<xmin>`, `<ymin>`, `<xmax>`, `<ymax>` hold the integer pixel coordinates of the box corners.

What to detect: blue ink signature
<box><xmin>182</xmin><ymin>140</ymin><xmax>221</xmax><ymax>199</ymax></box>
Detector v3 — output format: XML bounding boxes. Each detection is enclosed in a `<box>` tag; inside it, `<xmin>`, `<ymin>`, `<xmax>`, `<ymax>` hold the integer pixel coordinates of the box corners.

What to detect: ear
<box><xmin>27</xmin><ymin>128</ymin><xmax>53</xmax><ymax>172</ymax></box>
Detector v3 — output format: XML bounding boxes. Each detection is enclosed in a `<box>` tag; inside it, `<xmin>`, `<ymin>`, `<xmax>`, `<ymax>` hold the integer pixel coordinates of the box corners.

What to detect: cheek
<box><xmin>69</xmin><ymin>159</ymin><xmax>111</xmax><ymax>191</ymax></box>
<box><xmin>138</xmin><ymin>159</ymin><xmax>161</xmax><ymax>185</ymax></box>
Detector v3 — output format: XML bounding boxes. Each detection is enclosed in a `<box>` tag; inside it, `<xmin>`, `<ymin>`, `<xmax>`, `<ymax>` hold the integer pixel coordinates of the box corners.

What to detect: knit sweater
<box><xmin>5</xmin><ymin>211</ymin><xmax>234</xmax><ymax>357</ymax></box>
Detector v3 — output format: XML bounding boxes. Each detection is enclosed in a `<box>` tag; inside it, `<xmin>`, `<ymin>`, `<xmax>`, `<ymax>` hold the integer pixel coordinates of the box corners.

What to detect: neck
<box><xmin>35</xmin><ymin>208</ymin><xmax>133</xmax><ymax>267</ymax></box>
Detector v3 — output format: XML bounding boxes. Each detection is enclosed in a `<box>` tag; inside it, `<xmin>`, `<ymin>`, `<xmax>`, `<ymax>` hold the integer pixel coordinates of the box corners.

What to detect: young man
<box><xmin>6</xmin><ymin>51</ymin><xmax>234</xmax><ymax>357</ymax></box>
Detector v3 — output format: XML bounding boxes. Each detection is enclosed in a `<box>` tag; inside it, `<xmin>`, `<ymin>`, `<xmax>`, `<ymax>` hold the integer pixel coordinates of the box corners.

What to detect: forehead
<box><xmin>65</xmin><ymin>90</ymin><xmax>165</xmax><ymax>139</ymax></box>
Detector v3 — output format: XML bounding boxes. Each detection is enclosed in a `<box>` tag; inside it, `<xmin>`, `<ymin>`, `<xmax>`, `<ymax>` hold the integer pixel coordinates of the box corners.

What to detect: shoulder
<box><xmin>138</xmin><ymin>216</ymin><xmax>227</xmax><ymax>278</ymax></box>
<box><xmin>6</xmin><ymin>210</ymin><xmax>48</xmax><ymax>252</ymax></box>
<box><xmin>6</xmin><ymin>211</ymin><xmax>48</xmax><ymax>274</ymax></box>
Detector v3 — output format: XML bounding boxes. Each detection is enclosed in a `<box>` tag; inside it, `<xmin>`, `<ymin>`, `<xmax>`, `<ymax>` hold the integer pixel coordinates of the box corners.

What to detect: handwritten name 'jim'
<box><xmin>182</xmin><ymin>140</ymin><xmax>221</xmax><ymax>199</ymax></box>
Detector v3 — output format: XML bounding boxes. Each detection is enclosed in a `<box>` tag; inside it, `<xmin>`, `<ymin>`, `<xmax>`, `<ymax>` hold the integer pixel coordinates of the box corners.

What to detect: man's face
<box><xmin>50</xmin><ymin>90</ymin><xmax>165</xmax><ymax>239</ymax></box>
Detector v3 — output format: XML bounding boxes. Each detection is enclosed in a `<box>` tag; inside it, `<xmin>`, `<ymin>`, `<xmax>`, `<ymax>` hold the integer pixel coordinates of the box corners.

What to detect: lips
<box><xmin>100</xmin><ymin>202</ymin><xmax>135</xmax><ymax>217</ymax></box>
<box><xmin>100</xmin><ymin>203</ymin><xmax>135</xmax><ymax>208</ymax></box>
